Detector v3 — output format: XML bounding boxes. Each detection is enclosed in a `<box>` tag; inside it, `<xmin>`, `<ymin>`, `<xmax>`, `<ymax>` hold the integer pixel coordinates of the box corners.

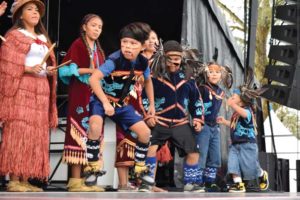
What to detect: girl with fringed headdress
<box><xmin>188</xmin><ymin>57</ymin><xmax>233</xmax><ymax>192</ymax></box>
<box><xmin>217</xmin><ymin>68</ymin><xmax>269</xmax><ymax>192</ymax></box>
<box><xmin>0</xmin><ymin>0</ymin><xmax>57</xmax><ymax>192</ymax></box>
<box><xmin>58</xmin><ymin>14</ymin><xmax>105</xmax><ymax>192</ymax></box>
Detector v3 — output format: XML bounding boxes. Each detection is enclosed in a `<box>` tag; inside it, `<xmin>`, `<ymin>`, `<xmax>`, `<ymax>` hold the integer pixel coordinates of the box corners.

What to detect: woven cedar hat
<box><xmin>12</xmin><ymin>0</ymin><xmax>45</xmax><ymax>24</ymax></box>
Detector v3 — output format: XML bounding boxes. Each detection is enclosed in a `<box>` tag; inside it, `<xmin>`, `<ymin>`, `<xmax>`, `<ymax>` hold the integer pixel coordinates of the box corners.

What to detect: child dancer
<box><xmin>86</xmin><ymin>22</ymin><xmax>155</xmax><ymax>187</ymax></box>
<box><xmin>194</xmin><ymin>62</ymin><xmax>233</xmax><ymax>192</ymax></box>
<box><xmin>141</xmin><ymin>41</ymin><xmax>204</xmax><ymax>192</ymax></box>
<box><xmin>59</xmin><ymin>14</ymin><xmax>105</xmax><ymax>192</ymax></box>
<box><xmin>217</xmin><ymin>69</ymin><xmax>269</xmax><ymax>192</ymax></box>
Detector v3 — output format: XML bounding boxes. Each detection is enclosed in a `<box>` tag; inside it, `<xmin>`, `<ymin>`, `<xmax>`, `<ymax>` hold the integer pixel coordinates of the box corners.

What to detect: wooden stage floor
<box><xmin>0</xmin><ymin>192</ymin><xmax>299</xmax><ymax>200</ymax></box>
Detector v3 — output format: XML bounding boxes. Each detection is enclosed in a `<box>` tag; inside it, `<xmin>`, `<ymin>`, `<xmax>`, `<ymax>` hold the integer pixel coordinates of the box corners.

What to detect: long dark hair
<box><xmin>79</xmin><ymin>14</ymin><xmax>105</xmax><ymax>63</ymax></box>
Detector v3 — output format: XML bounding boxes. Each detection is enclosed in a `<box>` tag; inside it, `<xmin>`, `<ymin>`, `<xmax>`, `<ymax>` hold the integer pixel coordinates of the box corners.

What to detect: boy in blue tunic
<box><xmin>141</xmin><ymin>41</ymin><xmax>204</xmax><ymax>192</ymax></box>
<box><xmin>86</xmin><ymin>22</ymin><xmax>155</xmax><ymax>186</ymax></box>
<box><xmin>217</xmin><ymin>70</ymin><xmax>269</xmax><ymax>192</ymax></box>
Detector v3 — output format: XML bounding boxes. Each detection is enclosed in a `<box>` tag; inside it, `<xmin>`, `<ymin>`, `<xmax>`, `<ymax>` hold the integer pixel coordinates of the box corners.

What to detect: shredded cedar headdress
<box><xmin>234</xmin><ymin>68</ymin><xmax>268</xmax><ymax>105</ymax></box>
<box><xmin>182</xmin><ymin>47</ymin><xmax>233</xmax><ymax>90</ymax></box>
<box><xmin>150</xmin><ymin>40</ymin><xmax>205</xmax><ymax>83</ymax></box>
<box><xmin>150</xmin><ymin>39</ymin><xmax>168</xmax><ymax>79</ymax></box>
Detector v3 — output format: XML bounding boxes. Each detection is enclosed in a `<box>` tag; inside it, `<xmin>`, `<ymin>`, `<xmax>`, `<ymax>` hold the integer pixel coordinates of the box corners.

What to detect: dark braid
<box><xmin>80</xmin><ymin>31</ymin><xmax>92</xmax><ymax>57</ymax></box>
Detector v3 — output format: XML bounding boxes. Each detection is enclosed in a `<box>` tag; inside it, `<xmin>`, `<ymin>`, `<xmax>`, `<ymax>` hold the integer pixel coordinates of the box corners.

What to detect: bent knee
<box><xmin>186</xmin><ymin>152</ymin><xmax>199</xmax><ymax>163</ymax></box>
<box><xmin>89</xmin><ymin>116</ymin><xmax>103</xmax><ymax>138</ymax></box>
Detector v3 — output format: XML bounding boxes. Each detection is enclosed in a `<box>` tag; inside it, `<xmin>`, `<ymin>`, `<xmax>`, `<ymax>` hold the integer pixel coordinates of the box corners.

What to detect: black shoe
<box><xmin>205</xmin><ymin>183</ymin><xmax>221</xmax><ymax>192</ymax></box>
<box><xmin>84</xmin><ymin>170</ymin><xmax>106</xmax><ymax>186</ymax></box>
<box><xmin>138</xmin><ymin>183</ymin><xmax>151</xmax><ymax>192</ymax></box>
<box><xmin>228</xmin><ymin>182</ymin><xmax>246</xmax><ymax>193</ymax></box>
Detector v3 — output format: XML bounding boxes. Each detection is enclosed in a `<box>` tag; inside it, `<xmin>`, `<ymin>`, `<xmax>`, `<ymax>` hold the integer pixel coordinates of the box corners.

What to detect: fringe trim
<box><xmin>62</xmin><ymin>149</ymin><xmax>88</xmax><ymax>165</ymax></box>
<box><xmin>48</xmin><ymin>52</ymin><xmax>58</xmax><ymax>128</ymax></box>
<box><xmin>0</xmin><ymin>120</ymin><xmax>50</xmax><ymax>179</ymax></box>
<box><xmin>70</xmin><ymin>117</ymin><xmax>87</xmax><ymax>149</ymax></box>
<box><xmin>116</xmin><ymin>138</ymin><xmax>136</xmax><ymax>160</ymax></box>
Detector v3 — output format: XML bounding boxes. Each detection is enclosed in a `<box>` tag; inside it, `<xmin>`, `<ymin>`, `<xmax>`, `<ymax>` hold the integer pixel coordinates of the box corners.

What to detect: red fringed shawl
<box><xmin>0</xmin><ymin>29</ymin><xmax>57</xmax><ymax>127</ymax></box>
<box><xmin>0</xmin><ymin>29</ymin><xmax>57</xmax><ymax>179</ymax></box>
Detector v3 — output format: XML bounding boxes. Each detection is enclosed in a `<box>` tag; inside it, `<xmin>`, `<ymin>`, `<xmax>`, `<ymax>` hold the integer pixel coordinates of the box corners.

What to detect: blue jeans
<box><xmin>227</xmin><ymin>142</ymin><xmax>259</xmax><ymax>180</ymax></box>
<box><xmin>195</xmin><ymin>124</ymin><xmax>221</xmax><ymax>168</ymax></box>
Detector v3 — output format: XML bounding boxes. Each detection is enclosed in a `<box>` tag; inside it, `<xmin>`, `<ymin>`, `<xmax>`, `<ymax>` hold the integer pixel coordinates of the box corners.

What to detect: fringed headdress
<box><xmin>233</xmin><ymin>68</ymin><xmax>267</xmax><ymax>106</ymax></box>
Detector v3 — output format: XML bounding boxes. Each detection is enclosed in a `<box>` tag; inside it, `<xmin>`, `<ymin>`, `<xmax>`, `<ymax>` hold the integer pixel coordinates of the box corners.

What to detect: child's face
<box><xmin>207</xmin><ymin>68</ymin><xmax>222</xmax><ymax>85</ymax></box>
<box><xmin>121</xmin><ymin>37</ymin><xmax>143</xmax><ymax>61</ymax></box>
<box><xmin>166</xmin><ymin>51</ymin><xmax>182</xmax><ymax>73</ymax></box>
<box><xmin>228</xmin><ymin>93</ymin><xmax>243</xmax><ymax>106</ymax></box>
<box><xmin>83</xmin><ymin>17</ymin><xmax>103</xmax><ymax>42</ymax></box>
<box><xmin>144</xmin><ymin>31</ymin><xmax>158</xmax><ymax>52</ymax></box>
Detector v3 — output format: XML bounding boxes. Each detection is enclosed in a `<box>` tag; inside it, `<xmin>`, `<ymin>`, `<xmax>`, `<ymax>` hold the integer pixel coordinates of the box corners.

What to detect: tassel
<box><xmin>156</xmin><ymin>142</ymin><xmax>173</xmax><ymax>163</ymax></box>
<box><xmin>209</xmin><ymin>91</ymin><xmax>213</xmax><ymax>100</ymax></box>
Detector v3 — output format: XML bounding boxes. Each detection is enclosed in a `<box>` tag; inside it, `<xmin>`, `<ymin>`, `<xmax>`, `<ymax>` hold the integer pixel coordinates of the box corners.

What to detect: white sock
<box><xmin>233</xmin><ymin>176</ymin><xmax>242</xmax><ymax>183</ymax></box>
<box><xmin>259</xmin><ymin>170</ymin><xmax>264</xmax><ymax>177</ymax></box>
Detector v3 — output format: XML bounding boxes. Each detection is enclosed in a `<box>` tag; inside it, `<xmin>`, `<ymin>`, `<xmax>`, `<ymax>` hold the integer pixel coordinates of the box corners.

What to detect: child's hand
<box><xmin>146</xmin><ymin>117</ymin><xmax>156</xmax><ymax>127</ymax></box>
<box><xmin>103</xmin><ymin>102</ymin><xmax>115</xmax><ymax>116</ymax></box>
<box><xmin>0</xmin><ymin>1</ymin><xmax>7</xmax><ymax>17</ymax></box>
<box><xmin>193</xmin><ymin>121</ymin><xmax>202</xmax><ymax>132</ymax></box>
<box><xmin>147</xmin><ymin>104</ymin><xmax>155</xmax><ymax>118</ymax></box>
<box><xmin>217</xmin><ymin>116</ymin><xmax>226</xmax><ymax>124</ymax></box>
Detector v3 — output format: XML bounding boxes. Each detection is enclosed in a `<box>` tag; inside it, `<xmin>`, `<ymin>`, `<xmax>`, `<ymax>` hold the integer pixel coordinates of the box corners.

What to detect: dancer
<box><xmin>115</xmin><ymin>29</ymin><xmax>159</xmax><ymax>192</ymax></box>
<box><xmin>217</xmin><ymin>69</ymin><xmax>269</xmax><ymax>192</ymax></box>
<box><xmin>193</xmin><ymin>61</ymin><xmax>233</xmax><ymax>192</ymax></box>
<box><xmin>59</xmin><ymin>14</ymin><xmax>105</xmax><ymax>192</ymax></box>
<box><xmin>86</xmin><ymin>22</ymin><xmax>155</xmax><ymax>187</ymax></box>
<box><xmin>0</xmin><ymin>0</ymin><xmax>57</xmax><ymax>192</ymax></box>
<box><xmin>141</xmin><ymin>40</ymin><xmax>204</xmax><ymax>192</ymax></box>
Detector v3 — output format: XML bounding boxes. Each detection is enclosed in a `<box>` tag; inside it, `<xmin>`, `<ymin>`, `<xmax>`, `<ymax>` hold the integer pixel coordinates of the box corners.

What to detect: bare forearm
<box><xmin>223</xmin><ymin>120</ymin><xmax>231</xmax><ymax>127</ymax></box>
<box><xmin>230</xmin><ymin>103</ymin><xmax>248</xmax><ymax>118</ymax></box>
<box><xmin>89</xmin><ymin>72</ymin><xmax>109</xmax><ymax>104</ymax></box>
<box><xmin>78</xmin><ymin>68</ymin><xmax>94</xmax><ymax>75</ymax></box>
<box><xmin>144</xmin><ymin>78</ymin><xmax>154</xmax><ymax>106</ymax></box>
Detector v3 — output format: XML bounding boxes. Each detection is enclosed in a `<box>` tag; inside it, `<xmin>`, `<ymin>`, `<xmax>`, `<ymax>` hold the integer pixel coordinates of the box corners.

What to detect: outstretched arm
<box><xmin>217</xmin><ymin>116</ymin><xmax>231</xmax><ymax>127</ymax></box>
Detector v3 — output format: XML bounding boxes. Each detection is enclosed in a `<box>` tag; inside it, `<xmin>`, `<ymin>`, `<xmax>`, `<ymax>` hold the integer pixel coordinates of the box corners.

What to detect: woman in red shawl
<box><xmin>0</xmin><ymin>0</ymin><xmax>57</xmax><ymax>192</ymax></box>
<box><xmin>59</xmin><ymin>14</ymin><xmax>105</xmax><ymax>192</ymax></box>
